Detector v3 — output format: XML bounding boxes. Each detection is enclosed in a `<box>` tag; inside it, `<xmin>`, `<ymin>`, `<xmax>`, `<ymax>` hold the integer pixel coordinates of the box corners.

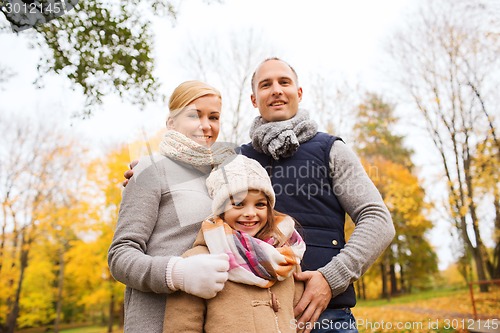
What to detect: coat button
<box><xmin>271</xmin><ymin>292</ymin><xmax>279</xmax><ymax>312</ymax></box>
<box><xmin>332</xmin><ymin>240</ymin><xmax>338</xmax><ymax>246</ymax></box>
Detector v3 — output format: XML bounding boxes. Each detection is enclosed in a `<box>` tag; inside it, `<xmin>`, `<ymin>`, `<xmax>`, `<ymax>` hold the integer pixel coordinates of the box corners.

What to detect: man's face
<box><xmin>251</xmin><ymin>60</ymin><xmax>303</xmax><ymax>122</ymax></box>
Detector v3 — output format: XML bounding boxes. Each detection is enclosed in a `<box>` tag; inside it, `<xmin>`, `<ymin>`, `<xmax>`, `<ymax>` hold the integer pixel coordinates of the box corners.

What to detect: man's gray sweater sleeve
<box><xmin>317</xmin><ymin>141</ymin><xmax>395</xmax><ymax>298</ymax></box>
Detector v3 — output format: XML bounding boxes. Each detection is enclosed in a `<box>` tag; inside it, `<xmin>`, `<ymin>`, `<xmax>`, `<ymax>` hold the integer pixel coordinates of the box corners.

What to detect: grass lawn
<box><xmin>352</xmin><ymin>287</ymin><xmax>499</xmax><ymax>333</ymax></box>
<box><xmin>356</xmin><ymin>288</ymin><xmax>464</xmax><ymax>307</ymax></box>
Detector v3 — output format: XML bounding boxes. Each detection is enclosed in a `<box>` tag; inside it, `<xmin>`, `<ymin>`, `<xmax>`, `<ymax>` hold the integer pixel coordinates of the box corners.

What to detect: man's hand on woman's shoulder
<box><xmin>122</xmin><ymin>160</ymin><xmax>139</xmax><ymax>187</ymax></box>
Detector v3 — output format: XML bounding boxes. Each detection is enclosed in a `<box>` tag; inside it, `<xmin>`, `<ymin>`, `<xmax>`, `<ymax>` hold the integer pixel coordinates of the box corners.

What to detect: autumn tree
<box><xmin>67</xmin><ymin>134</ymin><xmax>165</xmax><ymax>330</ymax></box>
<box><xmin>40</xmin><ymin>193</ymin><xmax>95</xmax><ymax>332</ymax></box>
<box><xmin>15</xmin><ymin>196</ymin><xmax>89</xmax><ymax>331</ymax></box>
<box><xmin>71</xmin><ymin>143</ymin><xmax>133</xmax><ymax>330</ymax></box>
<box><xmin>0</xmin><ymin>112</ymin><xmax>85</xmax><ymax>333</ymax></box>
<box><xmin>354</xmin><ymin>93</ymin><xmax>438</xmax><ymax>298</ymax></box>
<box><xmin>386</xmin><ymin>0</ymin><xmax>500</xmax><ymax>288</ymax></box>
<box><xmin>0</xmin><ymin>109</ymin><xmax>164</xmax><ymax>331</ymax></box>
<box><xmin>16</xmin><ymin>240</ymin><xmax>57</xmax><ymax>328</ymax></box>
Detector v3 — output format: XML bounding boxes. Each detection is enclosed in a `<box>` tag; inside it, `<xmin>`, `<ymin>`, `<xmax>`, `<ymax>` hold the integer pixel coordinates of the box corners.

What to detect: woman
<box><xmin>108</xmin><ymin>81</ymin><xmax>236</xmax><ymax>333</ymax></box>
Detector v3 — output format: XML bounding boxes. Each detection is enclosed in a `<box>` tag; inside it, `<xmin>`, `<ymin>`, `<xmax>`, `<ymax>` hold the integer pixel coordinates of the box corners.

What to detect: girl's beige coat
<box><xmin>163</xmin><ymin>242</ymin><xmax>304</xmax><ymax>333</ymax></box>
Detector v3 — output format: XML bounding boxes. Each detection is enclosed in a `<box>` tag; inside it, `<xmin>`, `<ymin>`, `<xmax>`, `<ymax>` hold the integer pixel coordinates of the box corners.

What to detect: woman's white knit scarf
<box><xmin>159</xmin><ymin>130</ymin><xmax>235</xmax><ymax>168</ymax></box>
<box><xmin>249</xmin><ymin>109</ymin><xmax>318</xmax><ymax>160</ymax></box>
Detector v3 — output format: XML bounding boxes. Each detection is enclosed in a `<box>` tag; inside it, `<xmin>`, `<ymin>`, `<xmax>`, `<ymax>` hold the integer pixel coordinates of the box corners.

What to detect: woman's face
<box><xmin>223</xmin><ymin>190</ymin><xmax>269</xmax><ymax>237</ymax></box>
<box><xmin>168</xmin><ymin>95</ymin><xmax>221</xmax><ymax>147</ymax></box>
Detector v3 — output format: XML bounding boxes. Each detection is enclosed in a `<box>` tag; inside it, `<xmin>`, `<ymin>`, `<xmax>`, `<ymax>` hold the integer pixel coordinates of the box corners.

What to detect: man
<box><xmin>124</xmin><ymin>58</ymin><xmax>394</xmax><ymax>333</ymax></box>
<box><xmin>240</xmin><ymin>58</ymin><xmax>394</xmax><ymax>333</ymax></box>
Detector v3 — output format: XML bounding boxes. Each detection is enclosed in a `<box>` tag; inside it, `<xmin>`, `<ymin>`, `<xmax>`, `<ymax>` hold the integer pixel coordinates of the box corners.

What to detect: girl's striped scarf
<box><xmin>200</xmin><ymin>215</ymin><xmax>306</xmax><ymax>288</ymax></box>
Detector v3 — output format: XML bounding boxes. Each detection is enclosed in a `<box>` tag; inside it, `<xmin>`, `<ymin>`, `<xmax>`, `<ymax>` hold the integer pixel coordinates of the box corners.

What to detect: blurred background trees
<box><xmin>352</xmin><ymin>93</ymin><xmax>438</xmax><ymax>299</ymax></box>
<box><xmin>386</xmin><ymin>0</ymin><xmax>500</xmax><ymax>290</ymax></box>
<box><xmin>0</xmin><ymin>113</ymin><xmax>87</xmax><ymax>333</ymax></box>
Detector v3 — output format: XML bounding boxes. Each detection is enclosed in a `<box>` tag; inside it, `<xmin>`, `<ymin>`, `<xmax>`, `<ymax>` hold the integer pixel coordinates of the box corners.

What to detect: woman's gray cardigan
<box><xmin>107</xmin><ymin>155</ymin><xmax>212</xmax><ymax>333</ymax></box>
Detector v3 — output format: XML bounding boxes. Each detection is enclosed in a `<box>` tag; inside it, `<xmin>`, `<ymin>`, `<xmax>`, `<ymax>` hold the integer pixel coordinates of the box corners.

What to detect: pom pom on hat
<box><xmin>206</xmin><ymin>155</ymin><xmax>275</xmax><ymax>215</ymax></box>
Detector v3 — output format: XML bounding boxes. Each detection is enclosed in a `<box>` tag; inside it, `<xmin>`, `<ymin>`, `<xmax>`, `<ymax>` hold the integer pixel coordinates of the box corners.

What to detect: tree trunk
<box><xmin>399</xmin><ymin>264</ymin><xmax>406</xmax><ymax>294</ymax></box>
<box><xmin>5</xmin><ymin>230</ymin><xmax>29</xmax><ymax>333</ymax></box>
<box><xmin>471</xmin><ymin>245</ymin><xmax>489</xmax><ymax>292</ymax></box>
<box><xmin>491</xmin><ymin>242</ymin><xmax>500</xmax><ymax>279</ymax></box>
<box><xmin>487</xmin><ymin>190</ymin><xmax>500</xmax><ymax>279</ymax></box>
<box><xmin>0</xmin><ymin>203</ymin><xmax>8</xmax><ymax>274</ymax></box>
<box><xmin>355</xmin><ymin>276</ymin><xmax>366</xmax><ymax>300</ymax></box>
<box><xmin>464</xmin><ymin>154</ymin><xmax>489</xmax><ymax>292</ymax></box>
<box><xmin>108</xmin><ymin>286</ymin><xmax>115</xmax><ymax>333</ymax></box>
<box><xmin>380</xmin><ymin>261</ymin><xmax>390</xmax><ymax>300</ymax></box>
<box><xmin>54</xmin><ymin>248</ymin><xmax>65</xmax><ymax>333</ymax></box>
<box><xmin>389</xmin><ymin>263</ymin><xmax>398</xmax><ymax>296</ymax></box>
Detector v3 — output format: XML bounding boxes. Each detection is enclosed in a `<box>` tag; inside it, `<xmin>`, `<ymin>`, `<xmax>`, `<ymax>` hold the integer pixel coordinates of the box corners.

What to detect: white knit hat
<box><xmin>206</xmin><ymin>155</ymin><xmax>275</xmax><ymax>215</ymax></box>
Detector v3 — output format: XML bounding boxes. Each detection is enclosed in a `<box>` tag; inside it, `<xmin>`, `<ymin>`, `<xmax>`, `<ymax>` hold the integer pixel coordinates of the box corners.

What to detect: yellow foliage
<box><xmin>440</xmin><ymin>264</ymin><xmax>468</xmax><ymax>287</ymax></box>
<box><xmin>459</xmin><ymin>205</ymin><xmax>468</xmax><ymax>217</ymax></box>
<box><xmin>19</xmin><ymin>248</ymin><xmax>57</xmax><ymax>328</ymax></box>
<box><xmin>472</xmin><ymin>136</ymin><xmax>500</xmax><ymax>194</ymax></box>
<box><xmin>361</xmin><ymin>156</ymin><xmax>429</xmax><ymax>229</ymax></box>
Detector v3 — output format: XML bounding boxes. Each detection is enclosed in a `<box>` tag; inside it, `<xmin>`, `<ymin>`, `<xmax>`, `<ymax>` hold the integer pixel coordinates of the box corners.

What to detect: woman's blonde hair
<box><xmin>168</xmin><ymin>80</ymin><xmax>221</xmax><ymax>118</ymax></box>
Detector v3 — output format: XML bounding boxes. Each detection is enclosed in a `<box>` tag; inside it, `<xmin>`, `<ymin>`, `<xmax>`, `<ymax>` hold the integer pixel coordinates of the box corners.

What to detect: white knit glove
<box><xmin>167</xmin><ymin>254</ymin><xmax>229</xmax><ymax>299</ymax></box>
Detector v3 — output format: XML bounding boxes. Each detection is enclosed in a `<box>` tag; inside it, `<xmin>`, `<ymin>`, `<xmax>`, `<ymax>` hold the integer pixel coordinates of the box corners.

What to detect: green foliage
<box><xmin>357</xmin><ymin>287</ymin><xmax>465</xmax><ymax>307</ymax></box>
<box><xmin>33</xmin><ymin>0</ymin><xmax>167</xmax><ymax>117</ymax></box>
<box><xmin>353</xmin><ymin>93</ymin><xmax>414</xmax><ymax>169</ymax></box>
<box><xmin>1</xmin><ymin>0</ymin><xmax>225</xmax><ymax>117</ymax></box>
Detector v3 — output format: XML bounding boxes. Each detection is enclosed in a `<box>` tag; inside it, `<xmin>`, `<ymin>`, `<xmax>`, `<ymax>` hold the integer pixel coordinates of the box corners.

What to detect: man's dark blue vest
<box><xmin>241</xmin><ymin>132</ymin><xmax>356</xmax><ymax>309</ymax></box>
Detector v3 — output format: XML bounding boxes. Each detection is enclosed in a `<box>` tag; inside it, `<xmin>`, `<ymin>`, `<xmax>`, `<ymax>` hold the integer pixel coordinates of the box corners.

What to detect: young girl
<box><xmin>163</xmin><ymin>155</ymin><xmax>306</xmax><ymax>333</ymax></box>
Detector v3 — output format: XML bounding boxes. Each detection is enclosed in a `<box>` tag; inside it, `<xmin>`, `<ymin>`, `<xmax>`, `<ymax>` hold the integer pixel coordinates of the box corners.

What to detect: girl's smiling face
<box><xmin>222</xmin><ymin>190</ymin><xmax>269</xmax><ymax>237</ymax></box>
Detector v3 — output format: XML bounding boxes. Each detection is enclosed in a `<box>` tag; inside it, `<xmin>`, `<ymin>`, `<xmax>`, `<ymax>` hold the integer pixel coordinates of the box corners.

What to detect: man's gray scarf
<box><xmin>249</xmin><ymin>109</ymin><xmax>318</xmax><ymax>160</ymax></box>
